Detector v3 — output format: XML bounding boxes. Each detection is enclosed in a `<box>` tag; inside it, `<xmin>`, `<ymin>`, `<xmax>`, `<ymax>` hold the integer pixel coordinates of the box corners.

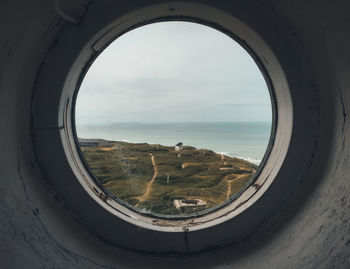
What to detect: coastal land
<box><xmin>81</xmin><ymin>140</ymin><xmax>257</xmax><ymax>215</ymax></box>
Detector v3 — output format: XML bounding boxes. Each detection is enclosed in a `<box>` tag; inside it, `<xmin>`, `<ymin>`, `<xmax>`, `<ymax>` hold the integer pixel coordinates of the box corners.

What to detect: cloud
<box><xmin>76</xmin><ymin>21</ymin><xmax>272</xmax><ymax>124</ymax></box>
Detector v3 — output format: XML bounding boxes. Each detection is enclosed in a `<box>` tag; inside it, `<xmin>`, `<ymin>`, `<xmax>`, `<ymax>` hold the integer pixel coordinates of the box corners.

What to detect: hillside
<box><xmin>81</xmin><ymin>141</ymin><xmax>257</xmax><ymax>215</ymax></box>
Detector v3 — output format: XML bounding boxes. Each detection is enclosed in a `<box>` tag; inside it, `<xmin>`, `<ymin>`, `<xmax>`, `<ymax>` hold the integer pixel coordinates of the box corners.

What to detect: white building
<box><xmin>175</xmin><ymin>142</ymin><xmax>183</xmax><ymax>151</ymax></box>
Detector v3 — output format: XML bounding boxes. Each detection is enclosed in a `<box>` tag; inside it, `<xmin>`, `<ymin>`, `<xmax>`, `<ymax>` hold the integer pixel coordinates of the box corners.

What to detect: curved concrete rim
<box><xmin>58</xmin><ymin>3</ymin><xmax>290</xmax><ymax>232</ymax></box>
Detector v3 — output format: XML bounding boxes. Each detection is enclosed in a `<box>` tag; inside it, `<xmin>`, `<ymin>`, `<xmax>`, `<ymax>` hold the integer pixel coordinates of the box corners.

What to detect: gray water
<box><xmin>76</xmin><ymin>122</ymin><xmax>272</xmax><ymax>165</ymax></box>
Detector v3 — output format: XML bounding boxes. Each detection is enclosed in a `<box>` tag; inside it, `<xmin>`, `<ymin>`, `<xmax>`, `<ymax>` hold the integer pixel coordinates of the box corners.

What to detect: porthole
<box><xmin>74</xmin><ymin>21</ymin><xmax>274</xmax><ymax>218</ymax></box>
<box><xmin>32</xmin><ymin>2</ymin><xmax>293</xmax><ymax>252</ymax></box>
<box><xmin>64</xmin><ymin>13</ymin><xmax>288</xmax><ymax>232</ymax></box>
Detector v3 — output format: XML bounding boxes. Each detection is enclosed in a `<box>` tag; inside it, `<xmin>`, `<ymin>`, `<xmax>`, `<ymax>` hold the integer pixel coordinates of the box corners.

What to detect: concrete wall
<box><xmin>0</xmin><ymin>0</ymin><xmax>349</xmax><ymax>268</ymax></box>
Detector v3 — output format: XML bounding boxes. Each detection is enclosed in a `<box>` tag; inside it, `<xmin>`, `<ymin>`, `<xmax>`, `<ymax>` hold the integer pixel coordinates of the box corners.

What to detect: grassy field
<box><xmin>81</xmin><ymin>141</ymin><xmax>257</xmax><ymax>215</ymax></box>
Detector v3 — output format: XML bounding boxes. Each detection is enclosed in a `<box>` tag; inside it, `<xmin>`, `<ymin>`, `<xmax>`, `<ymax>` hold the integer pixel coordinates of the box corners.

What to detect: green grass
<box><xmin>81</xmin><ymin>141</ymin><xmax>257</xmax><ymax>215</ymax></box>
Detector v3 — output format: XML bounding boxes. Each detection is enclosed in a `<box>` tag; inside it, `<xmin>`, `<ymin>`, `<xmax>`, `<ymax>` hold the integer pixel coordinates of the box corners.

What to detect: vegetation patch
<box><xmin>81</xmin><ymin>141</ymin><xmax>257</xmax><ymax>215</ymax></box>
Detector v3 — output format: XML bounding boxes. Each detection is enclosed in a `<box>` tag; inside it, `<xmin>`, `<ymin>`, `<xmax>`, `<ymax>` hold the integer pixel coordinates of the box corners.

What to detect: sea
<box><xmin>76</xmin><ymin>122</ymin><xmax>272</xmax><ymax>165</ymax></box>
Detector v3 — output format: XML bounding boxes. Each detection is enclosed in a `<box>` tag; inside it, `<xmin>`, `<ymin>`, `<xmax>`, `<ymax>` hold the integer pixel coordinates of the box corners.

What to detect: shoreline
<box><xmin>79</xmin><ymin>137</ymin><xmax>262</xmax><ymax>165</ymax></box>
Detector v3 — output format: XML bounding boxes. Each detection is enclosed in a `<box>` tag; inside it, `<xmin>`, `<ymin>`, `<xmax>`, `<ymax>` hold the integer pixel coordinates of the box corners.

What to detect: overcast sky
<box><xmin>76</xmin><ymin>22</ymin><xmax>272</xmax><ymax>124</ymax></box>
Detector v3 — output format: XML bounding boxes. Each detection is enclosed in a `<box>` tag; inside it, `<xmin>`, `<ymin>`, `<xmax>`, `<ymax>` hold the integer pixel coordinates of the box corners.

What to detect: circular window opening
<box><xmin>74</xmin><ymin>21</ymin><xmax>274</xmax><ymax>218</ymax></box>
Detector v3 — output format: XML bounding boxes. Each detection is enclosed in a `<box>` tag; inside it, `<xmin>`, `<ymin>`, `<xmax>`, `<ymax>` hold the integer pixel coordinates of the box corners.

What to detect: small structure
<box><xmin>173</xmin><ymin>199</ymin><xmax>207</xmax><ymax>211</ymax></box>
<box><xmin>78</xmin><ymin>138</ymin><xmax>109</xmax><ymax>147</ymax></box>
<box><xmin>175</xmin><ymin>142</ymin><xmax>183</xmax><ymax>151</ymax></box>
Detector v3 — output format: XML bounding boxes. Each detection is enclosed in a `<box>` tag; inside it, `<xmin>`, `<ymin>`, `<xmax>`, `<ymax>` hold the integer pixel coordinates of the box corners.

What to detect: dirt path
<box><xmin>99</xmin><ymin>146</ymin><xmax>117</xmax><ymax>151</ymax></box>
<box><xmin>226</xmin><ymin>174</ymin><xmax>246</xmax><ymax>200</ymax></box>
<box><xmin>135</xmin><ymin>154</ymin><xmax>158</xmax><ymax>206</ymax></box>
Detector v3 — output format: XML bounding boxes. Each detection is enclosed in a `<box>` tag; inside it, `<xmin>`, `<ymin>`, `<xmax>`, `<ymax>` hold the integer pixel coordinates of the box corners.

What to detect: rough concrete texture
<box><xmin>0</xmin><ymin>0</ymin><xmax>349</xmax><ymax>268</ymax></box>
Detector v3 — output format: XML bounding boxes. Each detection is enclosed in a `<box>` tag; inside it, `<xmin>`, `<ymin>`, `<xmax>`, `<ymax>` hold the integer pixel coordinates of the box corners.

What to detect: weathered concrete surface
<box><xmin>0</xmin><ymin>0</ymin><xmax>349</xmax><ymax>268</ymax></box>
